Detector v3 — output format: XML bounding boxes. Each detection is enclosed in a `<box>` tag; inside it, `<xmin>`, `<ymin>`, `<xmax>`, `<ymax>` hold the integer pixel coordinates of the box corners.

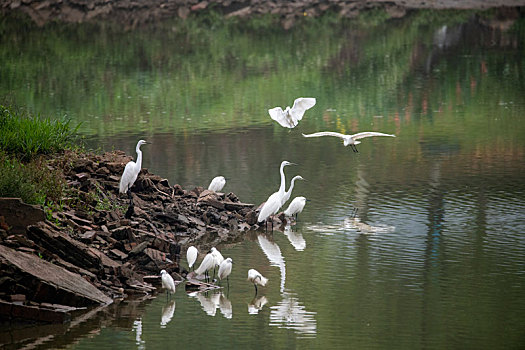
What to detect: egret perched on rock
<box><xmin>248</xmin><ymin>269</ymin><xmax>268</xmax><ymax>295</ymax></box>
<box><xmin>160</xmin><ymin>270</ymin><xmax>176</xmax><ymax>299</ymax></box>
<box><xmin>208</xmin><ymin>176</ymin><xmax>226</xmax><ymax>192</ymax></box>
<box><xmin>258</xmin><ymin>160</ymin><xmax>295</xmax><ymax>229</ymax></box>
<box><xmin>186</xmin><ymin>246</ymin><xmax>198</xmax><ymax>271</ymax></box>
<box><xmin>218</xmin><ymin>258</ymin><xmax>233</xmax><ymax>285</ymax></box>
<box><xmin>119</xmin><ymin>139</ymin><xmax>149</xmax><ymax>205</ymax></box>
<box><xmin>268</xmin><ymin>97</ymin><xmax>316</xmax><ymax>128</ymax></box>
<box><xmin>284</xmin><ymin>196</ymin><xmax>307</xmax><ymax>220</ymax></box>
<box><xmin>302</xmin><ymin>131</ymin><xmax>395</xmax><ymax>152</ymax></box>
<box><xmin>195</xmin><ymin>250</ymin><xmax>215</xmax><ymax>281</ymax></box>
<box><xmin>281</xmin><ymin>175</ymin><xmax>304</xmax><ymax>206</ymax></box>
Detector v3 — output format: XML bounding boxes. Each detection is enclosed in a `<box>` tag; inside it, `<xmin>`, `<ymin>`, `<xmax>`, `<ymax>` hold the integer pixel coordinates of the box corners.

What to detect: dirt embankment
<box><xmin>2</xmin><ymin>0</ymin><xmax>525</xmax><ymax>28</ymax></box>
<box><xmin>0</xmin><ymin>149</ymin><xmax>270</xmax><ymax>323</ymax></box>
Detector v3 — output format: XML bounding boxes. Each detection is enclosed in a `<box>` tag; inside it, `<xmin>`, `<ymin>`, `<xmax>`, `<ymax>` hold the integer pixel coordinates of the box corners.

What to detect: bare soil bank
<box><xmin>2</xmin><ymin>0</ymin><xmax>525</xmax><ymax>28</ymax></box>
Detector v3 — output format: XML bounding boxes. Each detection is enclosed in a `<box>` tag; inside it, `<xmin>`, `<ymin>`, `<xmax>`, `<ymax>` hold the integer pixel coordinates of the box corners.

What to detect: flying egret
<box><xmin>302</xmin><ymin>131</ymin><xmax>395</xmax><ymax>152</ymax></box>
<box><xmin>195</xmin><ymin>251</ymin><xmax>215</xmax><ymax>281</ymax></box>
<box><xmin>208</xmin><ymin>176</ymin><xmax>226</xmax><ymax>192</ymax></box>
<box><xmin>268</xmin><ymin>97</ymin><xmax>316</xmax><ymax>128</ymax></box>
<box><xmin>284</xmin><ymin>196</ymin><xmax>307</xmax><ymax>220</ymax></box>
<box><xmin>248</xmin><ymin>268</ymin><xmax>268</xmax><ymax>295</ymax></box>
<box><xmin>119</xmin><ymin>140</ymin><xmax>149</xmax><ymax>200</ymax></box>
<box><xmin>281</xmin><ymin>175</ymin><xmax>304</xmax><ymax>206</ymax></box>
<box><xmin>258</xmin><ymin>160</ymin><xmax>295</xmax><ymax>229</ymax></box>
<box><xmin>186</xmin><ymin>246</ymin><xmax>198</xmax><ymax>271</ymax></box>
<box><xmin>160</xmin><ymin>270</ymin><xmax>176</xmax><ymax>298</ymax></box>
<box><xmin>218</xmin><ymin>257</ymin><xmax>233</xmax><ymax>285</ymax></box>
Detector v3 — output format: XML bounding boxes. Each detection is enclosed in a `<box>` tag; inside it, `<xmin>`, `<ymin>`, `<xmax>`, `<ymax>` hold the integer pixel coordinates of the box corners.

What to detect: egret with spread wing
<box><xmin>302</xmin><ymin>131</ymin><xmax>395</xmax><ymax>152</ymax></box>
<box><xmin>269</xmin><ymin>97</ymin><xmax>316</xmax><ymax>128</ymax></box>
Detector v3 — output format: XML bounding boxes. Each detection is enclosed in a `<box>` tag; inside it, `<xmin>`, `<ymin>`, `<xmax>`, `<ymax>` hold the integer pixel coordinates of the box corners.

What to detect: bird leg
<box><xmin>254</xmin><ymin>284</ymin><xmax>258</xmax><ymax>295</ymax></box>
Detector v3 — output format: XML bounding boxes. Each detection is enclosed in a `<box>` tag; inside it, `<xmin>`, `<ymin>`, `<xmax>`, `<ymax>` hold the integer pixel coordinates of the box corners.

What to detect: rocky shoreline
<box><xmin>2</xmin><ymin>0</ymin><xmax>524</xmax><ymax>28</ymax></box>
<box><xmin>0</xmin><ymin>149</ymin><xmax>270</xmax><ymax>324</ymax></box>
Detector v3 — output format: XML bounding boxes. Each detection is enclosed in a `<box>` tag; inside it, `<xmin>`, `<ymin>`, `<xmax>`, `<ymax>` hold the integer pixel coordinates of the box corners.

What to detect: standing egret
<box><xmin>211</xmin><ymin>247</ymin><xmax>224</xmax><ymax>279</ymax></box>
<box><xmin>302</xmin><ymin>131</ymin><xmax>395</xmax><ymax>152</ymax></box>
<box><xmin>160</xmin><ymin>270</ymin><xmax>176</xmax><ymax>299</ymax></box>
<box><xmin>119</xmin><ymin>139</ymin><xmax>149</xmax><ymax>205</ymax></box>
<box><xmin>284</xmin><ymin>196</ymin><xmax>307</xmax><ymax>220</ymax></box>
<box><xmin>195</xmin><ymin>250</ymin><xmax>215</xmax><ymax>281</ymax></box>
<box><xmin>186</xmin><ymin>246</ymin><xmax>198</xmax><ymax>271</ymax></box>
<box><xmin>281</xmin><ymin>175</ymin><xmax>304</xmax><ymax>206</ymax></box>
<box><xmin>268</xmin><ymin>97</ymin><xmax>316</xmax><ymax>128</ymax></box>
<box><xmin>208</xmin><ymin>176</ymin><xmax>226</xmax><ymax>192</ymax></box>
<box><xmin>218</xmin><ymin>258</ymin><xmax>233</xmax><ymax>285</ymax></box>
<box><xmin>248</xmin><ymin>268</ymin><xmax>268</xmax><ymax>295</ymax></box>
<box><xmin>258</xmin><ymin>160</ymin><xmax>295</xmax><ymax>229</ymax></box>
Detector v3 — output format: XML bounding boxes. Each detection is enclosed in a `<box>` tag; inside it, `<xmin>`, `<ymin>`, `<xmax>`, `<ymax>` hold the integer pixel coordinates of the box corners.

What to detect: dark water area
<box><xmin>1</xmin><ymin>10</ymin><xmax>525</xmax><ymax>349</ymax></box>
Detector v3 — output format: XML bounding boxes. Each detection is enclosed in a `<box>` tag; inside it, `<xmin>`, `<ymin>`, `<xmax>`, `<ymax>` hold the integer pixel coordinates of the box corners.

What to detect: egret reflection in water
<box><xmin>160</xmin><ymin>300</ymin><xmax>176</xmax><ymax>328</ymax></box>
<box><xmin>248</xmin><ymin>295</ymin><xmax>268</xmax><ymax>315</ymax></box>
<box><xmin>189</xmin><ymin>291</ymin><xmax>232</xmax><ymax>319</ymax></box>
<box><xmin>132</xmin><ymin>318</ymin><xmax>146</xmax><ymax>350</ymax></box>
<box><xmin>269</xmin><ymin>292</ymin><xmax>317</xmax><ymax>337</ymax></box>
<box><xmin>219</xmin><ymin>293</ymin><xmax>233</xmax><ymax>319</ymax></box>
<box><xmin>283</xmin><ymin>225</ymin><xmax>306</xmax><ymax>251</ymax></box>
<box><xmin>257</xmin><ymin>234</ymin><xmax>286</xmax><ymax>293</ymax></box>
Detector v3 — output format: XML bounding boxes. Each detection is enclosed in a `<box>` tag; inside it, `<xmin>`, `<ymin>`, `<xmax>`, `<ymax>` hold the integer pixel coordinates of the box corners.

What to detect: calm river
<box><xmin>1</xmin><ymin>9</ymin><xmax>525</xmax><ymax>349</ymax></box>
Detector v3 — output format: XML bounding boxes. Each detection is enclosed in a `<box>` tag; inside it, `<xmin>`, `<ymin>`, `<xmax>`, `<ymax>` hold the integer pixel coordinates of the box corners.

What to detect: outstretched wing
<box><xmin>302</xmin><ymin>131</ymin><xmax>346</xmax><ymax>140</ymax></box>
<box><xmin>290</xmin><ymin>97</ymin><xmax>316</xmax><ymax>123</ymax></box>
<box><xmin>351</xmin><ymin>132</ymin><xmax>396</xmax><ymax>140</ymax></box>
<box><xmin>268</xmin><ymin>107</ymin><xmax>294</xmax><ymax>128</ymax></box>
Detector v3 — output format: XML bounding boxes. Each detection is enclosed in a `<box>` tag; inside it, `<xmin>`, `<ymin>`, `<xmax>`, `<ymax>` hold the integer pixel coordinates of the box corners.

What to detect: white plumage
<box><xmin>119</xmin><ymin>139</ymin><xmax>148</xmax><ymax>194</ymax></box>
<box><xmin>248</xmin><ymin>268</ymin><xmax>268</xmax><ymax>294</ymax></box>
<box><xmin>186</xmin><ymin>246</ymin><xmax>198</xmax><ymax>269</ymax></box>
<box><xmin>211</xmin><ymin>247</ymin><xmax>224</xmax><ymax>267</ymax></box>
<box><xmin>218</xmin><ymin>258</ymin><xmax>233</xmax><ymax>281</ymax></box>
<box><xmin>302</xmin><ymin>131</ymin><xmax>395</xmax><ymax>152</ymax></box>
<box><xmin>208</xmin><ymin>176</ymin><xmax>226</xmax><ymax>192</ymax></box>
<box><xmin>268</xmin><ymin>97</ymin><xmax>316</xmax><ymax>128</ymax></box>
<box><xmin>281</xmin><ymin>175</ymin><xmax>304</xmax><ymax>206</ymax></box>
<box><xmin>258</xmin><ymin>160</ymin><xmax>294</xmax><ymax>223</ymax></box>
<box><xmin>160</xmin><ymin>269</ymin><xmax>176</xmax><ymax>294</ymax></box>
<box><xmin>195</xmin><ymin>251</ymin><xmax>215</xmax><ymax>276</ymax></box>
<box><xmin>284</xmin><ymin>196</ymin><xmax>307</xmax><ymax>218</ymax></box>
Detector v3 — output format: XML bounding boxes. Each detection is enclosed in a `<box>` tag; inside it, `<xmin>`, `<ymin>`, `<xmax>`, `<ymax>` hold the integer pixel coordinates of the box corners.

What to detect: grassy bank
<box><xmin>0</xmin><ymin>105</ymin><xmax>80</xmax><ymax>205</ymax></box>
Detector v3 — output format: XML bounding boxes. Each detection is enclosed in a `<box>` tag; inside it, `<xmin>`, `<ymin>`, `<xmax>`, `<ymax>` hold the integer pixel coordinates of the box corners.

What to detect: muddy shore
<box><xmin>2</xmin><ymin>0</ymin><xmax>525</xmax><ymax>28</ymax></box>
<box><xmin>0</xmin><ymin>149</ymin><xmax>277</xmax><ymax>324</ymax></box>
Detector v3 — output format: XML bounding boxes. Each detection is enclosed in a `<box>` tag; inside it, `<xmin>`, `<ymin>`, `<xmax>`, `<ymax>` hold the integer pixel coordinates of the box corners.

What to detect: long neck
<box><xmin>278</xmin><ymin>163</ymin><xmax>287</xmax><ymax>194</ymax></box>
<box><xmin>285</xmin><ymin>177</ymin><xmax>297</xmax><ymax>196</ymax></box>
<box><xmin>135</xmin><ymin>145</ymin><xmax>143</xmax><ymax>168</ymax></box>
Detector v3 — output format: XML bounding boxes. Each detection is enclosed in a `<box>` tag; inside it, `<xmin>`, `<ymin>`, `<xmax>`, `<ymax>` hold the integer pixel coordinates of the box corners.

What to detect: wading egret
<box><xmin>186</xmin><ymin>246</ymin><xmax>198</xmax><ymax>270</ymax></box>
<box><xmin>208</xmin><ymin>176</ymin><xmax>226</xmax><ymax>192</ymax></box>
<box><xmin>160</xmin><ymin>270</ymin><xmax>176</xmax><ymax>298</ymax></box>
<box><xmin>268</xmin><ymin>97</ymin><xmax>316</xmax><ymax>128</ymax></box>
<box><xmin>119</xmin><ymin>140</ymin><xmax>149</xmax><ymax>196</ymax></box>
<box><xmin>195</xmin><ymin>251</ymin><xmax>215</xmax><ymax>281</ymax></box>
<box><xmin>248</xmin><ymin>268</ymin><xmax>268</xmax><ymax>295</ymax></box>
<box><xmin>258</xmin><ymin>161</ymin><xmax>295</xmax><ymax>228</ymax></box>
<box><xmin>211</xmin><ymin>247</ymin><xmax>224</xmax><ymax>279</ymax></box>
<box><xmin>284</xmin><ymin>196</ymin><xmax>307</xmax><ymax>220</ymax></box>
<box><xmin>302</xmin><ymin>131</ymin><xmax>395</xmax><ymax>152</ymax></box>
<box><xmin>281</xmin><ymin>175</ymin><xmax>304</xmax><ymax>206</ymax></box>
<box><xmin>218</xmin><ymin>258</ymin><xmax>233</xmax><ymax>284</ymax></box>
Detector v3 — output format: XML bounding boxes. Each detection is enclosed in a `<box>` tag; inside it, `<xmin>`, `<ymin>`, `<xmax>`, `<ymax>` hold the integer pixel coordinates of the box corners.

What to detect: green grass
<box><xmin>0</xmin><ymin>104</ymin><xmax>80</xmax><ymax>161</ymax></box>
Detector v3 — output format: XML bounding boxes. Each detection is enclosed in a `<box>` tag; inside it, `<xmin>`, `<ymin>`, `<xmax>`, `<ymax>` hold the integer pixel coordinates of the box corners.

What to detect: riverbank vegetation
<box><xmin>0</xmin><ymin>105</ymin><xmax>80</xmax><ymax>205</ymax></box>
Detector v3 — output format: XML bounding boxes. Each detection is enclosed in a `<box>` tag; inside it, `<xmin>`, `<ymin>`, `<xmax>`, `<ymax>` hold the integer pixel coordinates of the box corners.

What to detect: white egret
<box><xmin>281</xmin><ymin>175</ymin><xmax>304</xmax><ymax>206</ymax></box>
<box><xmin>218</xmin><ymin>257</ymin><xmax>233</xmax><ymax>284</ymax></box>
<box><xmin>186</xmin><ymin>246</ymin><xmax>198</xmax><ymax>271</ymax></box>
<box><xmin>208</xmin><ymin>176</ymin><xmax>226</xmax><ymax>192</ymax></box>
<box><xmin>119</xmin><ymin>139</ymin><xmax>149</xmax><ymax>197</ymax></box>
<box><xmin>268</xmin><ymin>97</ymin><xmax>316</xmax><ymax>128</ymax></box>
<box><xmin>284</xmin><ymin>196</ymin><xmax>307</xmax><ymax>220</ymax></box>
<box><xmin>248</xmin><ymin>268</ymin><xmax>268</xmax><ymax>295</ymax></box>
<box><xmin>195</xmin><ymin>251</ymin><xmax>215</xmax><ymax>281</ymax></box>
<box><xmin>160</xmin><ymin>270</ymin><xmax>176</xmax><ymax>298</ymax></box>
<box><xmin>210</xmin><ymin>247</ymin><xmax>224</xmax><ymax>280</ymax></box>
<box><xmin>302</xmin><ymin>131</ymin><xmax>395</xmax><ymax>152</ymax></box>
<box><xmin>257</xmin><ymin>160</ymin><xmax>294</xmax><ymax>228</ymax></box>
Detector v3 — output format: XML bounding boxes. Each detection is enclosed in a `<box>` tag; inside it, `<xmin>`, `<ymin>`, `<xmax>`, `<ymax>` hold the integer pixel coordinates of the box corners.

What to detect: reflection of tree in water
<box><xmin>269</xmin><ymin>291</ymin><xmax>317</xmax><ymax>337</ymax></box>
